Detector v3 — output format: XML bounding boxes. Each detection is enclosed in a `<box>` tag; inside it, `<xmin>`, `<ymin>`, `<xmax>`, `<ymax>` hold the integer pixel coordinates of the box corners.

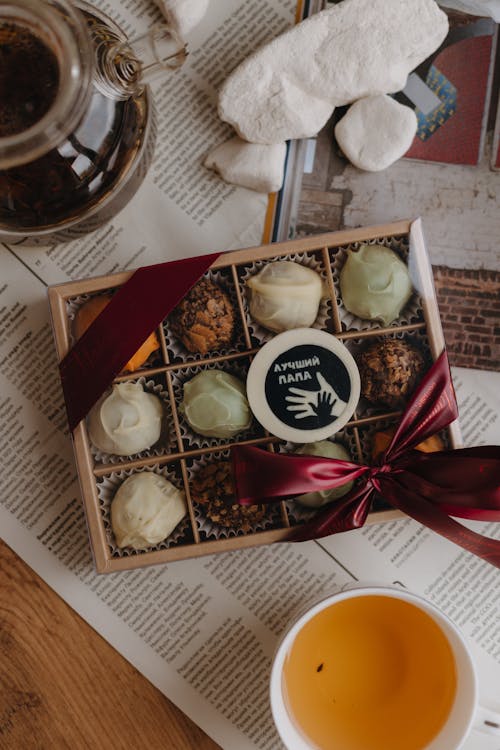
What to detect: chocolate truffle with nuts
<box><xmin>190</xmin><ymin>461</ymin><xmax>266</xmax><ymax>532</ymax></box>
<box><xmin>358</xmin><ymin>339</ymin><xmax>426</xmax><ymax>410</ymax></box>
<box><xmin>169</xmin><ymin>278</ymin><xmax>235</xmax><ymax>355</ymax></box>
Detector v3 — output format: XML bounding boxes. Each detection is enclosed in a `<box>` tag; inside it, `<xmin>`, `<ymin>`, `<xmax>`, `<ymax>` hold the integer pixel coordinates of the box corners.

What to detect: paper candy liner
<box><xmin>66</xmin><ymin>293</ymin><xmax>95</xmax><ymax>346</ymax></box>
<box><xmin>238</xmin><ymin>251</ymin><xmax>332</xmax><ymax>347</ymax></box>
<box><xmin>96</xmin><ymin>463</ymin><xmax>192</xmax><ymax>558</ymax></box>
<box><xmin>66</xmin><ymin>293</ymin><xmax>91</xmax><ymax>325</ymax></box>
<box><xmin>347</xmin><ymin>329</ymin><xmax>432</xmax><ymax>419</ymax></box>
<box><xmin>87</xmin><ymin>375</ymin><xmax>177</xmax><ymax>465</ymax></box>
<box><xmin>66</xmin><ymin>293</ymin><xmax>165</xmax><ymax>370</ymax></box>
<box><xmin>171</xmin><ymin>359</ymin><xmax>264</xmax><ymax>450</ymax></box>
<box><xmin>331</xmin><ymin>236</ymin><xmax>423</xmax><ymax>332</ymax></box>
<box><xmin>163</xmin><ymin>267</ymin><xmax>248</xmax><ymax>363</ymax></box>
<box><xmin>186</xmin><ymin>449</ymin><xmax>281</xmax><ymax>540</ymax></box>
<box><xmin>279</xmin><ymin>430</ymin><xmax>360</xmax><ymax>526</ymax></box>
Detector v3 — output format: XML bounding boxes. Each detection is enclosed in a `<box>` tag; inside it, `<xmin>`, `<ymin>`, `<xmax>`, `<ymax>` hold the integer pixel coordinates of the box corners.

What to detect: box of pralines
<box><xmin>48</xmin><ymin>219</ymin><xmax>461</xmax><ymax>573</ymax></box>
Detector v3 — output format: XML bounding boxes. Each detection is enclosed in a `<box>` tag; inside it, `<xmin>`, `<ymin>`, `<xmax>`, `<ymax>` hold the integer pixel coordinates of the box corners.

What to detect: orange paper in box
<box><xmin>74</xmin><ymin>294</ymin><xmax>161</xmax><ymax>373</ymax></box>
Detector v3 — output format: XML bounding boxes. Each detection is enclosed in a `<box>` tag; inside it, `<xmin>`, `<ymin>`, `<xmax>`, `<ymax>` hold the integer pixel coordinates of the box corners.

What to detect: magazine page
<box><xmin>1</xmin><ymin>2</ymin><xmax>499</xmax><ymax>749</ymax></box>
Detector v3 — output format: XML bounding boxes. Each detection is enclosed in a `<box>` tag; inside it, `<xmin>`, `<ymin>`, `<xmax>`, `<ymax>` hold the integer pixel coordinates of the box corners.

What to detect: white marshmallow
<box><xmin>204</xmin><ymin>136</ymin><xmax>286</xmax><ymax>193</ymax></box>
<box><xmin>335</xmin><ymin>95</ymin><xmax>418</xmax><ymax>172</ymax></box>
<box><xmin>154</xmin><ymin>0</ymin><xmax>209</xmax><ymax>37</ymax></box>
<box><xmin>218</xmin><ymin>0</ymin><xmax>448</xmax><ymax>145</ymax></box>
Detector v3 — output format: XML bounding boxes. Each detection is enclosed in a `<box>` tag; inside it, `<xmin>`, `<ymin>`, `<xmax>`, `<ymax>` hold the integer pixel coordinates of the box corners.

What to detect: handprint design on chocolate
<box><xmin>285</xmin><ymin>372</ymin><xmax>348</xmax><ymax>421</ymax></box>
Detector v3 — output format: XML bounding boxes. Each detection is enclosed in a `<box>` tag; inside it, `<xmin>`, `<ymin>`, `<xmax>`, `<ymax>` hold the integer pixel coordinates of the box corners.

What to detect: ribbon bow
<box><xmin>232</xmin><ymin>353</ymin><xmax>500</xmax><ymax>568</ymax></box>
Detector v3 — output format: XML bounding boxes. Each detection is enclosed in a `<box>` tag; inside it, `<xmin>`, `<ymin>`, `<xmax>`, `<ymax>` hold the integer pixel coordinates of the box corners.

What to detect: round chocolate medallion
<box><xmin>247</xmin><ymin>329</ymin><xmax>360</xmax><ymax>442</ymax></box>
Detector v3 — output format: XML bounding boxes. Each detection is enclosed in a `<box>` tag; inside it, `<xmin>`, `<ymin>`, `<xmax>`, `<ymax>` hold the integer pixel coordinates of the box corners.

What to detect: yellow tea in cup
<box><xmin>282</xmin><ymin>595</ymin><xmax>457</xmax><ymax>750</ymax></box>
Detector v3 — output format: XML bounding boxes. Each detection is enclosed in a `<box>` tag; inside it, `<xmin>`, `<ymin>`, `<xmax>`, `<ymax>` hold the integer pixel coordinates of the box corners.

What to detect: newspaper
<box><xmin>1</xmin><ymin>1</ymin><xmax>499</xmax><ymax>749</ymax></box>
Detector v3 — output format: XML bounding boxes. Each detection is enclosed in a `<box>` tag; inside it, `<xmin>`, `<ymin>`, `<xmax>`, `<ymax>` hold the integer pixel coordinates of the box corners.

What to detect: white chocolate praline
<box><xmin>340</xmin><ymin>244</ymin><xmax>413</xmax><ymax>325</ymax></box>
<box><xmin>181</xmin><ymin>370</ymin><xmax>252</xmax><ymax>438</ymax></box>
<box><xmin>88</xmin><ymin>382</ymin><xmax>163</xmax><ymax>456</ymax></box>
<box><xmin>295</xmin><ymin>440</ymin><xmax>354</xmax><ymax>507</ymax></box>
<box><xmin>247</xmin><ymin>261</ymin><xmax>324</xmax><ymax>333</ymax></box>
<box><xmin>111</xmin><ymin>472</ymin><xmax>186</xmax><ymax>549</ymax></box>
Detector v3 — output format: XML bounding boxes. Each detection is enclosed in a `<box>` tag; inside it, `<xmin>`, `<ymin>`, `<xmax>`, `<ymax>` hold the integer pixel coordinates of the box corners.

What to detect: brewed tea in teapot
<box><xmin>0</xmin><ymin>0</ymin><xmax>186</xmax><ymax>245</ymax></box>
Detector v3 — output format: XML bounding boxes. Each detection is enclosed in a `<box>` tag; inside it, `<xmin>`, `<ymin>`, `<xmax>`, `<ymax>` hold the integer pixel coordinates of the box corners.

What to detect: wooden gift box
<box><xmin>48</xmin><ymin>219</ymin><xmax>461</xmax><ymax>573</ymax></box>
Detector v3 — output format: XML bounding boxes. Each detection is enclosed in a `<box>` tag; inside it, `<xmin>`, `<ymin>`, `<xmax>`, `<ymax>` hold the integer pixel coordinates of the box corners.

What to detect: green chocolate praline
<box><xmin>294</xmin><ymin>440</ymin><xmax>354</xmax><ymax>507</ymax></box>
<box><xmin>340</xmin><ymin>244</ymin><xmax>412</xmax><ymax>325</ymax></box>
<box><xmin>181</xmin><ymin>370</ymin><xmax>252</xmax><ymax>438</ymax></box>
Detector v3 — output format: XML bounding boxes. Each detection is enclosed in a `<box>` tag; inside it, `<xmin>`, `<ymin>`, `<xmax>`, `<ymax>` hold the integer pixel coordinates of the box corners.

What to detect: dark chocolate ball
<box><xmin>358</xmin><ymin>339</ymin><xmax>426</xmax><ymax>410</ymax></box>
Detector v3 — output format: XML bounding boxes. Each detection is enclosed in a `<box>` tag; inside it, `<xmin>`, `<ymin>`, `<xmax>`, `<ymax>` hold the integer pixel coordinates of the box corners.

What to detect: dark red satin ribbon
<box><xmin>232</xmin><ymin>352</ymin><xmax>500</xmax><ymax>568</ymax></box>
<box><xmin>59</xmin><ymin>251</ymin><xmax>222</xmax><ymax>431</ymax></box>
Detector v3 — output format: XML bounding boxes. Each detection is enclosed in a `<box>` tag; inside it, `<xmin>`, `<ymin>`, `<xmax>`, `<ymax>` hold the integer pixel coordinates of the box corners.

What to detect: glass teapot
<box><xmin>0</xmin><ymin>0</ymin><xmax>186</xmax><ymax>245</ymax></box>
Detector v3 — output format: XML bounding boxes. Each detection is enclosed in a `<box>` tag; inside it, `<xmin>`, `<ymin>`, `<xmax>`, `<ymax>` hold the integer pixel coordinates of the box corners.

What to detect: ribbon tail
<box><xmin>388</xmin><ymin>449</ymin><xmax>500</xmax><ymax>521</ymax></box>
<box><xmin>290</xmin><ymin>483</ymin><xmax>374</xmax><ymax>542</ymax></box>
<box><xmin>385</xmin><ymin>351</ymin><xmax>458</xmax><ymax>462</ymax></box>
<box><xmin>378</xmin><ymin>475</ymin><xmax>500</xmax><ymax>569</ymax></box>
<box><xmin>438</xmin><ymin>505</ymin><xmax>500</xmax><ymax>521</ymax></box>
<box><xmin>400</xmin><ymin>448</ymin><xmax>500</xmax><ymax>508</ymax></box>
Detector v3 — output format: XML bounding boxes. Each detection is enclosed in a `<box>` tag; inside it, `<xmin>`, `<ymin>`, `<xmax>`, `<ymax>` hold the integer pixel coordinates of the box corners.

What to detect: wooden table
<box><xmin>0</xmin><ymin>541</ymin><xmax>220</xmax><ymax>749</ymax></box>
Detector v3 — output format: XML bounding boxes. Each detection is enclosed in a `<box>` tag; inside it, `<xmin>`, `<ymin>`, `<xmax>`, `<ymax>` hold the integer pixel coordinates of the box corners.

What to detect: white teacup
<box><xmin>270</xmin><ymin>585</ymin><xmax>500</xmax><ymax>750</ymax></box>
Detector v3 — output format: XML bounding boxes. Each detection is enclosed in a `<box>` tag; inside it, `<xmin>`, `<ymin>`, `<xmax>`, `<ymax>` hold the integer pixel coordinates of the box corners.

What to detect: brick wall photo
<box><xmin>433</xmin><ymin>267</ymin><xmax>500</xmax><ymax>371</ymax></box>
